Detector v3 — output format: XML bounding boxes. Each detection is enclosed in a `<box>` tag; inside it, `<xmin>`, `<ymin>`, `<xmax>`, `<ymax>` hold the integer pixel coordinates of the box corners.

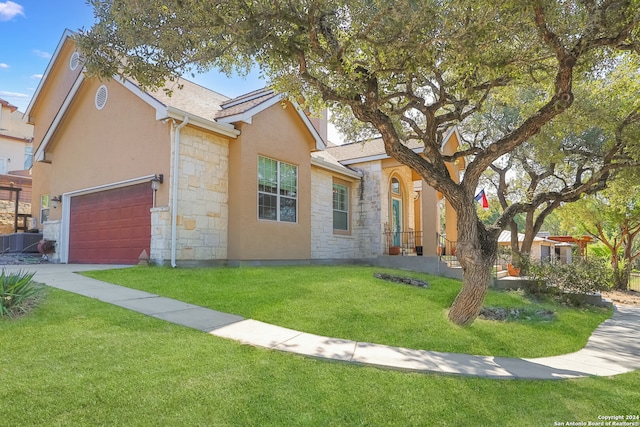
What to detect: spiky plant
<box><xmin>0</xmin><ymin>270</ymin><xmax>41</xmax><ymax>318</ymax></box>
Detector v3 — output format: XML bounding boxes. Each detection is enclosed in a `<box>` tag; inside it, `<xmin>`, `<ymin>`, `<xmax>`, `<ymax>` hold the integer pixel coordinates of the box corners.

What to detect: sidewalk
<box><xmin>8</xmin><ymin>263</ymin><xmax>640</xmax><ymax>380</ymax></box>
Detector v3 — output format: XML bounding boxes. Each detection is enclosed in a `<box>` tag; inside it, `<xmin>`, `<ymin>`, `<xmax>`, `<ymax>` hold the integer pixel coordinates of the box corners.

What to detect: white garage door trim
<box><xmin>59</xmin><ymin>174</ymin><xmax>158</xmax><ymax>264</ymax></box>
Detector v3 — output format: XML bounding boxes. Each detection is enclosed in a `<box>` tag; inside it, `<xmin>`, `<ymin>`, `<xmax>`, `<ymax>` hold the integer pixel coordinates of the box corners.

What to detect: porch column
<box><xmin>421</xmin><ymin>183</ymin><xmax>438</xmax><ymax>256</ymax></box>
<box><xmin>445</xmin><ymin>199</ymin><xmax>458</xmax><ymax>248</ymax></box>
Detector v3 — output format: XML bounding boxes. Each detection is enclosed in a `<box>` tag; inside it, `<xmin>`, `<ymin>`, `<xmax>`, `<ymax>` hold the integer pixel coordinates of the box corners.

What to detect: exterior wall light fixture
<box><xmin>151</xmin><ymin>174</ymin><xmax>164</xmax><ymax>191</ymax></box>
<box><xmin>151</xmin><ymin>174</ymin><xmax>164</xmax><ymax>208</ymax></box>
<box><xmin>51</xmin><ymin>195</ymin><xmax>62</xmax><ymax>208</ymax></box>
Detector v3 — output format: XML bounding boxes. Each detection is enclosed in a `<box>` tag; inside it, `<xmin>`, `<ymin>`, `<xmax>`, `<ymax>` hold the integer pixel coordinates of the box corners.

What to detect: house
<box><xmin>497</xmin><ymin>230</ymin><xmax>575</xmax><ymax>263</ymax></box>
<box><xmin>0</xmin><ymin>98</ymin><xmax>34</xmax><ymax>234</ymax></box>
<box><xmin>548</xmin><ymin>235</ymin><xmax>592</xmax><ymax>259</ymax></box>
<box><xmin>0</xmin><ymin>98</ymin><xmax>33</xmax><ymax>174</ymax></box>
<box><xmin>28</xmin><ymin>30</ymin><xmax>462</xmax><ymax>266</ymax></box>
<box><xmin>318</xmin><ymin>128</ymin><xmax>463</xmax><ymax>258</ymax></box>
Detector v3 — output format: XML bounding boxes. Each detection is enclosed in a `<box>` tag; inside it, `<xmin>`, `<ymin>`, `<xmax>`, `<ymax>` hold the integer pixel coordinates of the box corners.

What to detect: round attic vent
<box><xmin>69</xmin><ymin>52</ymin><xmax>80</xmax><ymax>71</ymax></box>
<box><xmin>95</xmin><ymin>85</ymin><xmax>108</xmax><ymax>110</ymax></box>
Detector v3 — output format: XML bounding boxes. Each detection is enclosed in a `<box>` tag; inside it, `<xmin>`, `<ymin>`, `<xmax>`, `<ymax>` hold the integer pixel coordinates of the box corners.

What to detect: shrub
<box><xmin>0</xmin><ymin>270</ymin><xmax>41</xmax><ymax>318</ymax></box>
<box><xmin>527</xmin><ymin>258</ymin><xmax>612</xmax><ymax>306</ymax></box>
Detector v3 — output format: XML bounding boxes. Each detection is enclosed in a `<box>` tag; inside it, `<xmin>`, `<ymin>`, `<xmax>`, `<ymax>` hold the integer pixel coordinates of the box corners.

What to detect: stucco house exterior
<box><xmin>0</xmin><ymin>98</ymin><xmax>34</xmax><ymax>234</ymax></box>
<box><xmin>0</xmin><ymin>98</ymin><xmax>33</xmax><ymax>174</ymax></box>
<box><xmin>28</xmin><ymin>30</ymin><xmax>462</xmax><ymax>266</ymax></box>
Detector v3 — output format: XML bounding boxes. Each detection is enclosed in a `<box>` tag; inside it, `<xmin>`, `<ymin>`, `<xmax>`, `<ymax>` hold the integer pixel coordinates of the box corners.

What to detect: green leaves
<box><xmin>0</xmin><ymin>269</ymin><xmax>40</xmax><ymax>318</ymax></box>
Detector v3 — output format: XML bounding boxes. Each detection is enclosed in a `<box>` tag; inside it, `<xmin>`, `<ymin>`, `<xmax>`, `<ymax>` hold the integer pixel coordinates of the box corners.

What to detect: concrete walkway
<box><xmin>7</xmin><ymin>263</ymin><xmax>640</xmax><ymax>380</ymax></box>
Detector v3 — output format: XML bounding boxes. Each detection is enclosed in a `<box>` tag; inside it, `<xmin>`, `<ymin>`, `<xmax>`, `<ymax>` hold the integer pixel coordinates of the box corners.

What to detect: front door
<box><xmin>392</xmin><ymin>198</ymin><xmax>402</xmax><ymax>246</ymax></box>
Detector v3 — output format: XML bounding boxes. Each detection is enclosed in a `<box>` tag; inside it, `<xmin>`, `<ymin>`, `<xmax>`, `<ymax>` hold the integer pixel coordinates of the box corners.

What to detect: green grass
<box><xmin>1</xmin><ymin>288</ymin><xmax>638</xmax><ymax>426</ymax></box>
<box><xmin>83</xmin><ymin>265</ymin><xmax>612</xmax><ymax>358</ymax></box>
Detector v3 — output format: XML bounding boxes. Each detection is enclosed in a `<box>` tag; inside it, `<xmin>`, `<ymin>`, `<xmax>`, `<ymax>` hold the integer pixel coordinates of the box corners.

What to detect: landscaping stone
<box><xmin>479</xmin><ymin>306</ymin><xmax>556</xmax><ymax>322</ymax></box>
<box><xmin>374</xmin><ymin>272</ymin><xmax>429</xmax><ymax>288</ymax></box>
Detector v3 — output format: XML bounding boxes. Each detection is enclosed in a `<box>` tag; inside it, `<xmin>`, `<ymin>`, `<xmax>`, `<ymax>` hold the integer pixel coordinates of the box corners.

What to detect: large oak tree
<box><xmin>472</xmin><ymin>58</ymin><xmax>640</xmax><ymax>268</ymax></box>
<box><xmin>78</xmin><ymin>0</ymin><xmax>640</xmax><ymax>325</ymax></box>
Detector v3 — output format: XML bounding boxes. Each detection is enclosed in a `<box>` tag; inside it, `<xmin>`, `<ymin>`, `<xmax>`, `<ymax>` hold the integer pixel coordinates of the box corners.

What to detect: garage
<box><xmin>68</xmin><ymin>183</ymin><xmax>153</xmax><ymax>264</ymax></box>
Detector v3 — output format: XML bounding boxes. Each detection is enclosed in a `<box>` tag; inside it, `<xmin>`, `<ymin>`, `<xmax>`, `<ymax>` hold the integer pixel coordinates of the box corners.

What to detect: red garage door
<box><xmin>69</xmin><ymin>183</ymin><xmax>152</xmax><ymax>264</ymax></box>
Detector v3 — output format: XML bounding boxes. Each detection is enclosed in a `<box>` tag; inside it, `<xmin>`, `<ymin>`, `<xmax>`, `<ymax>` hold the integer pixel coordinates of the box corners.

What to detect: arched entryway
<box><xmin>390</xmin><ymin>177</ymin><xmax>404</xmax><ymax>247</ymax></box>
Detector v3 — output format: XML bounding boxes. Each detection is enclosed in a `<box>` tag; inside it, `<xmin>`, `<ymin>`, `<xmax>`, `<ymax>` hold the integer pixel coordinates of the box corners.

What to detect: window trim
<box><xmin>40</xmin><ymin>194</ymin><xmax>50</xmax><ymax>227</ymax></box>
<box><xmin>24</xmin><ymin>146</ymin><xmax>33</xmax><ymax>170</ymax></box>
<box><xmin>332</xmin><ymin>178</ymin><xmax>351</xmax><ymax>235</ymax></box>
<box><xmin>257</xmin><ymin>155</ymin><xmax>298</xmax><ymax>223</ymax></box>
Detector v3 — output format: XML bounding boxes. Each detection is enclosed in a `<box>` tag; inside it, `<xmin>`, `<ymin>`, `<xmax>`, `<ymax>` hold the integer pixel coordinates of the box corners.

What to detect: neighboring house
<box><xmin>0</xmin><ymin>98</ymin><xmax>34</xmax><ymax>234</ymax></box>
<box><xmin>28</xmin><ymin>30</ymin><xmax>461</xmax><ymax>265</ymax></box>
<box><xmin>548</xmin><ymin>235</ymin><xmax>592</xmax><ymax>259</ymax></box>
<box><xmin>0</xmin><ymin>98</ymin><xmax>34</xmax><ymax>173</ymax></box>
<box><xmin>497</xmin><ymin>230</ymin><xmax>574</xmax><ymax>263</ymax></box>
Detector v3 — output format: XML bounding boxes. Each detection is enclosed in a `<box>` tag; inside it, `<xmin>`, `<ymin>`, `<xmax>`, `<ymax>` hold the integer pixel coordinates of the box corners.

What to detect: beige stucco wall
<box><xmin>32</xmin><ymin>77</ymin><xmax>172</xmax><ymax>226</ymax></box>
<box><xmin>228</xmin><ymin>102</ymin><xmax>315</xmax><ymax>260</ymax></box>
<box><xmin>0</xmin><ymin>104</ymin><xmax>33</xmax><ymax>173</ymax></box>
<box><xmin>0</xmin><ymin>138</ymin><xmax>29</xmax><ymax>173</ymax></box>
<box><xmin>29</xmin><ymin>39</ymin><xmax>84</xmax><ymax>152</ymax></box>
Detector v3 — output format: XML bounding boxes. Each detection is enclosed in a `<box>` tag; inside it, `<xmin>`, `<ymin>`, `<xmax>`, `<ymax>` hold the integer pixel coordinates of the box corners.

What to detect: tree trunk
<box><xmin>613</xmin><ymin>258</ymin><xmax>630</xmax><ymax>291</ymax></box>
<box><xmin>448</xmin><ymin>206</ymin><xmax>498</xmax><ymax>326</ymax></box>
<box><xmin>611</xmin><ymin>253</ymin><xmax>627</xmax><ymax>290</ymax></box>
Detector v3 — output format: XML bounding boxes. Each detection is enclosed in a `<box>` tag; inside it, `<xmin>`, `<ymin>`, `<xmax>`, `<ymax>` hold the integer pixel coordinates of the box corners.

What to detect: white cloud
<box><xmin>30</xmin><ymin>73</ymin><xmax>42</xmax><ymax>79</ymax></box>
<box><xmin>0</xmin><ymin>1</ymin><xmax>24</xmax><ymax>21</ymax></box>
<box><xmin>0</xmin><ymin>63</ymin><xmax>9</xmax><ymax>69</ymax></box>
<box><xmin>0</xmin><ymin>90</ymin><xmax>29</xmax><ymax>98</ymax></box>
<box><xmin>33</xmin><ymin>49</ymin><xmax>51</xmax><ymax>59</ymax></box>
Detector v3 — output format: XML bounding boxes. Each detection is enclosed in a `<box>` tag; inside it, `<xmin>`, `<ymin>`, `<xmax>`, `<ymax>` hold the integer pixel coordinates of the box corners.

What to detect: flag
<box><xmin>474</xmin><ymin>189</ymin><xmax>489</xmax><ymax>209</ymax></box>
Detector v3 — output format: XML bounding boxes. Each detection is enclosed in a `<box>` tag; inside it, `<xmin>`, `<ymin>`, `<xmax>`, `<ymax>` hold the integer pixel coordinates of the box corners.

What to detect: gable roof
<box><xmin>498</xmin><ymin>230</ymin><xmax>557</xmax><ymax>245</ymax></box>
<box><xmin>146</xmin><ymin>78</ymin><xmax>230</xmax><ymax>122</ymax></box>
<box><xmin>215</xmin><ymin>88</ymin><xmax>326</xmax><ymax>151</ymax></box>
<box><xmin>25</xmin><ymin>29</ymin><xmax>76</xmax><ymax>118</ymax></box>
<box><xmin>311</xmin><ymin>150</ymin><xmax>362</xmax><ymax>179</ymax></box>
<box><xmin>216</xmin><ymin>88</ymin><xmax>279</xmax><ymax>121</ymax></box>
<box><xmin>0</xmin><ymin>98</ymin><xmax>19</xmax><ymax>113</ymax></box>
<box><xmin>32</xmin><ymin>31</ymin><xmax>328</xmax><ymax>159</ymax></box>
<box><xmin>326</xmin><ymin>138</ymin><xmax>423</xmax><ymax>165</ymax></box>
<box><xmin>326</xmin><ymin>127</ymin><xmax>464</xmax><ymax>166</ymax></box>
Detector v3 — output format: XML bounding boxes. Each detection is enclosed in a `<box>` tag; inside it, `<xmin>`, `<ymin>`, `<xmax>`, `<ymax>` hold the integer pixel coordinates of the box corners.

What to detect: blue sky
<box><xmin>0</xmin><ymin>0</ymin><xmax>265</xmax><ymax>112</ymax></box>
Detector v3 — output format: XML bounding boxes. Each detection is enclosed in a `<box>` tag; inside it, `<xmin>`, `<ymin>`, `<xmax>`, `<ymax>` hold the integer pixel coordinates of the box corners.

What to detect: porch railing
<box><xmin>384</xmin><ymin>230</ymin><xmax>424</xmax><ymax>255</ymax></box>
<box><xmin>436</xmin><ymin>233</ymin><xmax>459</xmax><ymax>266</ymax></box>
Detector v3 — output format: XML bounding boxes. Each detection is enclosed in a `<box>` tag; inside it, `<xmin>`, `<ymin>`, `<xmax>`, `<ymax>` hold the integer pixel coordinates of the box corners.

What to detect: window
<box><xmin>333</xmin><ymin>183</ymin><xmax>349</xmax><ymax>231</ymax></box>
<box><xmin>258</xmin><ymin>156</ymin><xmax>297</xmax><ymax>222</ymax></box>
<box><xmin>24</xmin><ymin>146</ymin><xmax>33</xmax><ymax>170</ymax></box>
<box><xmin>391</xmin><ymin>177</ymin><xmax>401</xmax><ymax>195</ymax></box>
<box><xmin>40</xmin><ymin>195</ymin><xmax>50</xmax><ymax>225</ymax></box>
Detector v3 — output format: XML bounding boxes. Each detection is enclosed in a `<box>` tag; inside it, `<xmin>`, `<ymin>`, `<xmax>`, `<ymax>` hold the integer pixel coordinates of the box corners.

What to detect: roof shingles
<box><xmin>326</xmin><ymin>138</ymin><xmax>423</xmax><ymax>162</ymax></box>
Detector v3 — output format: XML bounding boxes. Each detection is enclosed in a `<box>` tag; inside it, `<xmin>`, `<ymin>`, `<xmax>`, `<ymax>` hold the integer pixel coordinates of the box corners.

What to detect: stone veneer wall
<box><xmin>0</xmin><ymin>201</ymin><xmax>31</xmax><ymax>234</ymax></box>
<box><xmin>42</xmin><ymin>219</ymin><xmax>61</xmax><ymax>262</ymax></box>
<box><xmin>171</xmin><ymin>126</ymin><xmax>229</xmax><ymax>262</ymax></box>
<box><xmin>150</xmin><ymin>207</ymin><xmax>170</xmax><ymax>264</ymax></box>
<box><xmin>352</xmin><ymin>163</ymin><xmax>386</xmax><ymax>257</ymax></box>
<box><xmin>310</xmin><ymin>167</ymin><xmax>359</xmax><ymax>259</ymax></box>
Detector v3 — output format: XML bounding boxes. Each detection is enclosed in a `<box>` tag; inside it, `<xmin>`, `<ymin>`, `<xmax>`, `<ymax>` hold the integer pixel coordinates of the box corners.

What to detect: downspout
<box><xmin>171</xmin><ymin>116</ymin><xmax>189</xmax><ymax>268</ymax></box>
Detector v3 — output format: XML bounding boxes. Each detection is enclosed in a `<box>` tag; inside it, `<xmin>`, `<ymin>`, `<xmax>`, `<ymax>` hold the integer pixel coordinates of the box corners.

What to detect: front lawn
<box><xmin>0</xmin><ymin>288</ymin><xmax>637</xmax><ymax>426</ymax></box>
<box><xmin>83</xmin><ymin>265</ymin><xmax>611</xmax><ymax>358</ymax></box>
